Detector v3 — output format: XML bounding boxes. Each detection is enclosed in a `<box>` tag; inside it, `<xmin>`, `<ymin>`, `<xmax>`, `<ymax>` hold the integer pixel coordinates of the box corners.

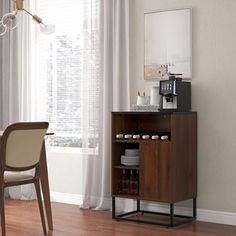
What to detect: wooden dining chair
<box><xmin>0</xmin><ymin>122</ymin><xmax>49</xmax><ymax>236</ymax></box>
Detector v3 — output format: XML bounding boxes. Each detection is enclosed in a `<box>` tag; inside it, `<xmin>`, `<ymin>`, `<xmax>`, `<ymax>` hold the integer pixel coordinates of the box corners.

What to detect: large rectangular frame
<box><xmin>144</xmin><ymin>8</ymin><xmax>192</xmax><ymax>80</ymax></box>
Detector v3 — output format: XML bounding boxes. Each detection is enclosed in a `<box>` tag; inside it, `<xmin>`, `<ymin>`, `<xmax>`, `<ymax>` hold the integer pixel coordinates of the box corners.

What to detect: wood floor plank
<box><xmin>3</xmin><ymin>200</ymin><xmax>236</xmax><ymax>236</ymax></box>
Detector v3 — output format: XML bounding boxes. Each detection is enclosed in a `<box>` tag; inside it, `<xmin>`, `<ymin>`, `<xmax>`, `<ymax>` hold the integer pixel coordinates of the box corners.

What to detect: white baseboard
<box><xmin>50</xmin><ymin>192</ymin><xmax>236</xmax><ymax>226</ymax></box>
<box><xmin>50</xmin><ymin>192</ymin><xmax>83</xmax><ymax>205</ymax></box>
<box><xmin>197</xmin><ymin>208</ymin><xmax>236</xmax><ymax>226</ymax></box>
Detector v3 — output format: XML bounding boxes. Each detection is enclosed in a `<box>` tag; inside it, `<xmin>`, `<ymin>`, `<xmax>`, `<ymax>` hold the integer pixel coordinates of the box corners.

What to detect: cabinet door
<box><xmin>140</xmin><ymin>142</ymin><xmax>172</xmax><ymax>202</ymax></box>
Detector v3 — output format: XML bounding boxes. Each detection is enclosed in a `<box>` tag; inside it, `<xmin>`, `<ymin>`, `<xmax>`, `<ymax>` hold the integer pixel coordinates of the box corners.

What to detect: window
<box><xmin>34</xmin><ymin>0</ymin><xmax>101</xmax><ymax>149</ymax></box>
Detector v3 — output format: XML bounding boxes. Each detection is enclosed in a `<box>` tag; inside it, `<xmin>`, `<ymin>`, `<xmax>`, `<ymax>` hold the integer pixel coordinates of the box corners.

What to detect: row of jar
<box><xmin>115</xmin><ymin>132</ymin><xmax>169</xmax><ymax>141</ymax></box>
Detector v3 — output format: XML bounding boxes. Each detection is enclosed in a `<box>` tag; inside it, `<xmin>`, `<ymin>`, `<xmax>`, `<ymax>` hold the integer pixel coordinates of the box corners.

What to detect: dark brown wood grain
<box><xmin>139</xmin><ymin>142</ymin><xmax>159</xmax><ymax>200</ymax></box>
<box><xmin>171</xmin><ymin>113</ymin><xmax>197</xmax><ymax>202</ymax></box>
<box><xmin>39</xmin><ymin>141</ymin><xmax>53</xmax><ymax>230</ymax></box>
<box><xmin>139</xmin><ymin>142</ymin><xmax>172</xmax><ymax>202</ymax></box>
<box><xmin>157</xmin><ymin>142</ymin><xmax>172</xmax><ymax>201</ymax></box>
<box><xmin>111</xmin><ymin>112</ymin><xmax>197</xmax><ymax>204</ymax></box>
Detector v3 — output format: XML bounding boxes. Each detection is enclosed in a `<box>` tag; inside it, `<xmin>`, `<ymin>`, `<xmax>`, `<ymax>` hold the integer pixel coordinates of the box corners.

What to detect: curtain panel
<box><xmin>0</xmin><ymin>0</ymin><xmax>36</xmax><ymax>200</ymax></box>
<box><xmin>81</xmin><ymin>0</ymin><xmax>130</xmax><ymax>210</ymax></box>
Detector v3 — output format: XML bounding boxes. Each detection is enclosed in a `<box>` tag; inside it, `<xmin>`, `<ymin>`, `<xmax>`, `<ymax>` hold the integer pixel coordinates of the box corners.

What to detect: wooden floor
<box><xmin>3</xmin><ymin>200</ymin><xmax>236</xmax><ymax>236</ymax></box>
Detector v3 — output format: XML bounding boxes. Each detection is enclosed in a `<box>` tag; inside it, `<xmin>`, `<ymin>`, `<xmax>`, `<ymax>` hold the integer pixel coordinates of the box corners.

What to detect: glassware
<box><xmin>0</xmin><ymin>21</ymin><xmax>7</xmax><ymax>36</ymax></box>
<box><xmin>2</xmin><ymin>12</ymin><xmax>18</xmax><ymax>30</ymax></box>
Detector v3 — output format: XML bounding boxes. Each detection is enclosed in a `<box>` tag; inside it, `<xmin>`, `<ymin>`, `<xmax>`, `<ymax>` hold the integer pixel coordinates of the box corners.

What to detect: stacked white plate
<box><xmin>125</xmin><ymin>149</ymin><xmax>139</xmax><ymax>156</ymax></box>
<box><xmin>121</xmin><ymin>149</ymin><xmax>139</xmax><ymax>166</ymax></box>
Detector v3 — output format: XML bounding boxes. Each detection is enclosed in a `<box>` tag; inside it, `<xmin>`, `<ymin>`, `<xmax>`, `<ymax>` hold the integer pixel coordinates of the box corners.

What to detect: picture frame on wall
<box><xmin>144</xmin><ymin>8</ymin><xmax>192</xmax><ymax>80</ymax></box>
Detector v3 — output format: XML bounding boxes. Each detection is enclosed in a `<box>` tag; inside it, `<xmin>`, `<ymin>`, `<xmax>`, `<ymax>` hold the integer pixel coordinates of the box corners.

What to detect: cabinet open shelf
<box><xmin>111</xmin><ymin>111</ymin><xmax>197</xmax><ymax>227</ymax></box>
<box><xmin>112</xmin><ymin>194</ymin><xmax>140</xmax><ymax>199</ymax></box>
<box><xmin>114</xmin><ymin>139</ymin><xmax>171</xmax><ymax>144</ymax></box>
<box><xmin>113</xmin><ymin>165</ymin><xmax>139</xmax><ymax>170</ymax></box>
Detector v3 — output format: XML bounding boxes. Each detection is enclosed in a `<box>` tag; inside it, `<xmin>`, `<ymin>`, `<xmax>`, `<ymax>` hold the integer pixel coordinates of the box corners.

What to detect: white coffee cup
<box><xmin>137</xmin><ymin>96</ymin><xmax>150</xmax><ymax>105</ymax></box>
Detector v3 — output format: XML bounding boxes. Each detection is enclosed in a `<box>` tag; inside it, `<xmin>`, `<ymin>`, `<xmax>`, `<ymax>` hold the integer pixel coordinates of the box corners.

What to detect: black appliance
<box><xmin>159</xmin><ymin>80</ymin><xmax>191</xmax><ymax>112</ymax></box>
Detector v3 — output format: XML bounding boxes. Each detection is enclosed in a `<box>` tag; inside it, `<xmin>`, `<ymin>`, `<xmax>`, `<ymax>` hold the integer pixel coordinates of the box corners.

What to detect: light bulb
<box><xmin>40</xmin><ymin>23</ymin><xmax>55</xmax><ymax>35</ymax></box>
<box><xmin>0</xmin><ymin>21</ymin><xmax>7</xmax><ymax>36</ymax></box>
<box><xmin>2</xmin><ymin>12</ymin><xmax>18</xmax><ymax>30</ymax></box>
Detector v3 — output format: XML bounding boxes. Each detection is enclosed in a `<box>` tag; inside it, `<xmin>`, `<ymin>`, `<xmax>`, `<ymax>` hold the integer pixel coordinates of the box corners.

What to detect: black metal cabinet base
<box><xmin>112</xmin><ymin>197</ymin><xmax>196</xmax><ymax>227</ymax></box>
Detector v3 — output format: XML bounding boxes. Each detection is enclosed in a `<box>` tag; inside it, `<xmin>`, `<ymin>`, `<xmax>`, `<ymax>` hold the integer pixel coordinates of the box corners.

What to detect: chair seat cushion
<box><xmin>4</xmin><ymin>171</ymin><xmax>34</xmax><ymax>183</ymax></box>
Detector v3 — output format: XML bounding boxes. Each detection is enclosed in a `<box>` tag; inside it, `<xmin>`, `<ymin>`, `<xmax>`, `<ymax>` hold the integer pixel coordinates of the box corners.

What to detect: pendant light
<box><xmin>0</xmin><ymin>0</ymin><xmax>55</xmax><ymax>36</ymax></box>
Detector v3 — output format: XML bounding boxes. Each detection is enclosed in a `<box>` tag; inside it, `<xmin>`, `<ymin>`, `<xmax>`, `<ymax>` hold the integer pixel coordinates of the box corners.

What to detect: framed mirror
<box><xmin>144</xmin><ymin>8</ymin><xmax>192</xmax><ymax>80</ymax></box>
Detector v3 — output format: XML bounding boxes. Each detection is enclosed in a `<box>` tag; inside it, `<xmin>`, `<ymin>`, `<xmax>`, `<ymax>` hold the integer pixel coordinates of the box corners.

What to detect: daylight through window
<box><xmin>35</xmin><ymin>0</ymin><xmax>100</xmax><ymax>149</ymax></box>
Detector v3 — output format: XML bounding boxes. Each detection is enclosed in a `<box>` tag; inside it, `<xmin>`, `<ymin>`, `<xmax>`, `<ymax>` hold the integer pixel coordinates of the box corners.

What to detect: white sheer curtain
<box><xmin>0</xmin><ymin>0</ymin><xmax>130</xmax><ymax>205</ymax></box>
<box><xmin>0</xmin><ymin>0</ymin><xmax>36</xmax><ymax>200</ymax></box>
<box><xmin>32</xmin><ymin>0</ymin><xmax>130</xmax><ymax>210</ymax></box>
<box><xmin>81</xmin><ymin>0</ymin><xmax>130</xmax><ymax>210</ymax></box>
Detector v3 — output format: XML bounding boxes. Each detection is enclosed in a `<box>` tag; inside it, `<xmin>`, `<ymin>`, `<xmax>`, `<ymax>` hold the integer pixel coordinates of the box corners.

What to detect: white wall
<box><xmin>130</xmin><ymin>0</ymin><xmax>236</xmax><ymax>212</ymax></box>
<box><xmin>47</xmin><ymin>151</ymin><xmax>84</xmax><ymax>194</ymax></box>
<box><xmin>47</xmin><ymin>150</ymin><xmax>101</xmax><ymax>197</ymax></box>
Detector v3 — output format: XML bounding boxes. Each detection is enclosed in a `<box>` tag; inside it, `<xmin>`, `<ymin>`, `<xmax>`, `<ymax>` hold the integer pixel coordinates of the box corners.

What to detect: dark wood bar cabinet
<box><xmin>111</xmin><ymin>111</ymin><xmax>197</xmax><ymax>227</ymax></box>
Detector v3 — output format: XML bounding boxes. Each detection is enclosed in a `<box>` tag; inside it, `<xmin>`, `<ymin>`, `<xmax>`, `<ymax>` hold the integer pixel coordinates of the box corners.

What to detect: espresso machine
<box><xmin>159</xmin><ymin>80</ymin><xmax>191</xmax><ymax>112</ymax></box>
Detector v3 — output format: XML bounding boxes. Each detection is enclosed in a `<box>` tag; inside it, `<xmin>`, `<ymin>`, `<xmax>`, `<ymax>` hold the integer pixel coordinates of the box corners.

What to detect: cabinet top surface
<box><xmin>112</xmin><ymin>111</ymin><xmax>196</xmax><ymax>115</ymax></box>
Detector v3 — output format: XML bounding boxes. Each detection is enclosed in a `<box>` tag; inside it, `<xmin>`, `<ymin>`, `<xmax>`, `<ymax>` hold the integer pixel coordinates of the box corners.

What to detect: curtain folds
<box><xmin>0</xmin><ymin>0</ymin><xmax>36</xmax><ymax>200</ymax></box>
<box><xmin>81</xmin><ymin>0</ymin><xmax>130</xmax><ymax>210</ymax></box>
<box><xmin>0</xmin><ymin>0</ymin><xmax>130</xmax><ymax>206</ymax></box>
<box><xmin>0</xmin><ymin>0</ymin><xmax>20</xmax><ymax>128</ymax></box>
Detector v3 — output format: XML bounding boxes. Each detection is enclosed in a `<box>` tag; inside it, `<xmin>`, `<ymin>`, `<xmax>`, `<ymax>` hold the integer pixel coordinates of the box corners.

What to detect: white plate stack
<box><xmin>121</xmin><ymin>149</ymin><xmax>139</xmax><ymax>166</ymax></box>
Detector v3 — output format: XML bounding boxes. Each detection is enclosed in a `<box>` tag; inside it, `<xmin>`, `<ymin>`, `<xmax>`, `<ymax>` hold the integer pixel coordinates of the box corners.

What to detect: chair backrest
<box><xmin>0</xmin><ymin>122</ymin><xmax>49</xmax><ymax>170</ymax></box>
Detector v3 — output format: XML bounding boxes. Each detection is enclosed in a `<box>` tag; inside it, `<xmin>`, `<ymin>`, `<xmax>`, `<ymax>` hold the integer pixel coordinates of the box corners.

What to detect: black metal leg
<box><xmin>113</xmin><ymin>197</ymin><xmax>196</xmax><ymax>227</ymax></box>
<box><xmin>170</xmin><ymin>203</ymin><xmax>174</xmax><ymax>227</ymax></box>
<box><xmin>193</xmin><ymin>198</ymin><xmax>196</xmax><ymax>219</ymax></box>
<box><xmin>112</xmin><ymin>197</ymin><xmax>116</xmax><ymax>219</ymax></box>
<box><xmin>137</xmin><ymin>200</ymin><xmax>140</xmax><ymax>211</ymax></box>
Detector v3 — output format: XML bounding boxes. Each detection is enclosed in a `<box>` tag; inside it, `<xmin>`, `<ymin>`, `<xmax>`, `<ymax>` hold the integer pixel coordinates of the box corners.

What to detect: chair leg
<box><xmin>0</xmin><ymin>188</ymin><xmax>6</xmax><ymax>236</ymax></box>
<box><xmin>34</xmin><ymin>179</ymin><xmax>47</xmax><ymax>235</ymax></box>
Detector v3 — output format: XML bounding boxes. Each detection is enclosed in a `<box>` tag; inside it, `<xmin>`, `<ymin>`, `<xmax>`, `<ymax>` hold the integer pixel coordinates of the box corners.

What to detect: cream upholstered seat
<box><xmin>4</xmin><ymin>171</ymin><xmax>34</xmax><ymax>183</ymax></box>
<box><xmin>0</xmin><ymin>122</ymin><xmax>49</xmax><ymax>236</ymax></box>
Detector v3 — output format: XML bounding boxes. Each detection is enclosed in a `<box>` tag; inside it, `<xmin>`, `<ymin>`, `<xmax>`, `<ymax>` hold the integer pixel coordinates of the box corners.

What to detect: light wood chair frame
<box><xmin>0</xmin><ymin>122</ymin><xmax>49</xmax><ymax>236</ymax></box>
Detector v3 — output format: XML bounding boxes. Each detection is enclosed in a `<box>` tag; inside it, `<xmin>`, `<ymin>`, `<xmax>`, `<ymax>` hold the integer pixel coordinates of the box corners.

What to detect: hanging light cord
<box><xmin>22</xmin><ymin>8</ymin><xmax>34</xmax><ymax>17</ymax></box>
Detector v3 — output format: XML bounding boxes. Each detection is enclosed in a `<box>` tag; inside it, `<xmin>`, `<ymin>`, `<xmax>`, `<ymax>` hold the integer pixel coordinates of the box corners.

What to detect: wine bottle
<box><xmin>116</xmin><ymin>133</ymin><xmax>124</xmax><ymax>139</ymax></box>
<box><xmin>132</xmin><ymin>133</ymin><xmax>141</xmax><ymax>139</ymax></box>
<box><xmin>130</xmin><ymin>170</ymin><xmax>138</xmax><ymax>195</ymax></box>
<box><xmin>160</xmin><ymin>135</ymin><xmax>169</xmax><ymax>141</ymax></box>
<box><xmin>150</xmin><ymin>132</ymin><xmax>159</xmax><ymax>140</ymax></box>
<box><xmin>124</xmin><ymin>132</ymin><xmax>132</xmax><ymax>139</ymax></box>
<box><xmin>141</xmin><ymin>132</ymin><xmax>150</xmax><ymax>140</ymax></box>
<box><xmin>132</xmin><ymin>131</ymin><xmax>143</xmax><ymax>139</ymax></box>
<box><xmin>121</xmin><ymin>169</ymin><xmax>129</xmax><ymax>194</ymax></box>
<box><xmin>134</xmin><ymin>170</ymin><xmax>139</xmax><ymax>195</ymax></box>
